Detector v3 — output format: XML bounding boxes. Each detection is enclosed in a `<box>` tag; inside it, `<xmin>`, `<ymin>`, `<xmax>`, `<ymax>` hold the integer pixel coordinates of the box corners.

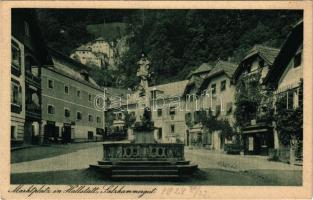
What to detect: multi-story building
<box><xmin>41</xmin><ymin>48</ymin><xmax>105</xmax><ymax>143</ymax></box>
<box><xmin>11</xmin><ymin>9</ymin><xmax>50</xmax><ymax>146</ymax></box>
<box><xmin>70</xmin><ymin>45</ymin><xmax>103</xmax><ymax>68</ymax></box>
<box><xmin>150</xmin><ymin>80</ymin><xmax>189</xmax><ymax>143</ymax></box>
<box><xmin>264</xmin><ymin>20</ymin><xmax>303</xmax><ymax>163</ymax></box>
<box><xmin>233</xmin><ymin>45</ymin><xmax>280</xmax><ymax>155</ymax></box>
<box><xmin>70</xmin><ymin>37</ymin><xmax>115</xmax><ymax>69</ymax></box>
<box><xmin>183</xmin><ymin>60</ymin><xmax>237</xmax><ymax>150</ymax></box>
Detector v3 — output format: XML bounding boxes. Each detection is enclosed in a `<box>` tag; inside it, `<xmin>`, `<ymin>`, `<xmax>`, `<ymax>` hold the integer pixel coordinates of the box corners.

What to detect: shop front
<box><xmin>242</xmin><ymin>124</ymin><xmax>274</xmax><ymax>155</ymax></box>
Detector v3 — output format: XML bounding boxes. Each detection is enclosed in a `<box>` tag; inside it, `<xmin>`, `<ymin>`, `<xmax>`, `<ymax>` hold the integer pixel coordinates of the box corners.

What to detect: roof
<box><xmin>233</xmin><ymin>45</ymin><xmax>280</xmax><ymax>81</ymax></box>
<box><xmin>198</xmin><ymin>60</ymin><xmax>237</xmax><ymax>92</ymax></box>
<box><xmin>150</xmin><ymin>80</ymin><xmax>189</xmax><ymax>98</ymax></box>
<box><xmin>243</xmin><ymin>45</ymin><xmax>280</xmax><ymax>65</ymax></box>
<box><xmin>46</xmin><ymin>47</ymin><xmax>102</xmax><ymax>91</ymax></box>
<box><xmin>264</xmin><ymin>20</ymin><xmax>303</xmax><ymax>89</ymax></box>
<box><xmin>76</xmin><ymin>45</ymin><xmax>92</xmax><ymax>51</ymax></box>
<box><xmin>187</xmin><ymin>63</ymin><xmax>213</xmax><ymax>78</ymax></box>
<box><xmin>183</xmin><ymin>76</ymin><xmax>204</xmax><ymax>96</ymax></box>
<box><xmin>95</xmin><ymin>37</ymin><xmax>106</xmax><ymax>41</ymax></box>
<box><xmin>210</xmin><ymin>60</ymin><xmax>237</xmax><ymax>78</ymax></box>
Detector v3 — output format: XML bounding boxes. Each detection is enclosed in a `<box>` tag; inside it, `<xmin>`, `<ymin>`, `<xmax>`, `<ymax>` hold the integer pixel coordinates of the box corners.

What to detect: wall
<box><xmin>11</xmin><ymin>37</ymin><xmax>26</xmax><ymax>142</ymax></box>
<box><xmin>278</xmin><ymin>52</ymin><xmax>303</xmax><ymax>90</ymax></box>
<box><xmin>41</xmin><ymin>66</ymin><xmax>104</xmax><ymax>140</ymax></box>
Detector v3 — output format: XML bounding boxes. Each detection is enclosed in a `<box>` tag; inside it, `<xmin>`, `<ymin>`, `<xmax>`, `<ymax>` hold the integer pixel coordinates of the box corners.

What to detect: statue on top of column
<box><xmin>136</xmin><ymin>53</ymin><xmax>151</xmax><ymax>97</ymax></box>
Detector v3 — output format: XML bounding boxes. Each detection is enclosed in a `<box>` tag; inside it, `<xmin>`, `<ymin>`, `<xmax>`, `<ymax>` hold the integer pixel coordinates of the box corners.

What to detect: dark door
<box><xmin>44</xmin><ymin>121</ymin><xmax>56</xmax><ymax>143</ymax></box>
<box><xmin>186</xmin><ymin>130</ymin><xmax>190</xmax><ymax>146</ymax></box>
<box><xmin>62</xmin><ymin>123</ymin><xmax>71</xmax><ymax>143</ymax></box>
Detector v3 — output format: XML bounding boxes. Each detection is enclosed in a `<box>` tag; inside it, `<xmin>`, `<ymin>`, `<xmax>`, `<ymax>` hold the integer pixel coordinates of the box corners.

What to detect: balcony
<box><xmin>26</xmin><ymin>102</ymin><xmax>41</xmax><ymax>120</ymax></box>
<box><xmin>25</xmin><ymin>71</ymin><xmax>40</xmax><ymax>87</ymax></box>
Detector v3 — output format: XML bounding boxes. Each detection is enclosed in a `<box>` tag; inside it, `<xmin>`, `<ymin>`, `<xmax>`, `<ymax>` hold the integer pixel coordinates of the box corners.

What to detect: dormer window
<box><xmin>259</xmin><ymin>60</ymin><xmax>264</xmax><ymax>68</ymax></box>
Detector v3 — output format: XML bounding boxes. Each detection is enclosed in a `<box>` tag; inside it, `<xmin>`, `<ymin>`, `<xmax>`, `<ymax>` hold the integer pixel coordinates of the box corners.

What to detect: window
<box><xmin>76</xmin><ymin>112</ymin><xmax>82</xmax><ymax>120</ymax></box>
<box><xmin>211</xmin><ymin>84</ymin><xmax>216</xmax><ymax>95</ymax></box>
<box><xmin>11</xmin><ymin>83</ymin><xmax>21</xmax><ymax>105</ymax></box>
<box><xmin>259</xmin><ymin>60</ymin><xmax>265</xmax><ymax>68</ymax></box>
<box><xmin>170</xmin><ymin>124</ymin><xmax>175</xmax><ymax>133</ymax></box>
<box><xmin>157</xmin><ymin>109</ymin><xmax>162</xmax><ymax>117</ymax></box>
<box><xmin>64</xmin><ymin>85</ymin><xmax>69</xmax><ymax>94</ymax></box>
<box><xmin>169</xmin><ymin>107</ymin><xmax>176</xmax><ymax>115</ymax></box>
<box><xmin>77</xmin><ymin>90</ymin><xmax>81</xmax><ymax>97</ymax></box>
<box><xmin>64</xmin><ymin>108</ymin><xmax>70</xmax><ymax>118</ymax></box>
<box><xmin>220</xmin><ymin>80</ymin><xmax>226</xmax><ymax>91</ymax></box>
<box><xmin>11</xmin><ymin>126</ymin><xmax>17</xmax><ymax>139</ymax></box>
<box><xmin>158</xmin><ymin>128</ymin><xmax>162</xmax><ymax>139</ymax></box>
<box><xmin>11</xmin><ymin>41</ymin><xmax>21</xmax><ymax>69</ymax></box>
<box><xmin>287</xmin><ymin>90</ymin><xmax>294</xmax><ymax>110</ymax></box>
<box><xmin>294</xmin><ymin>53</ymin><xmax>302</xmax><ymax>68</ymax></box>
<box><xmin>215</xmin><ymin>105</ymin><xmax>221</xmax><ymax>116</ymax></box>
<box><xmin>48</xmin><ymin>105</ymin><xmax>55</xmax><ymax>114</ymax></box>
<box><xmin>24</xmin><ymin>21</ymin><xmax>30</xmax><ymax>37</ymax></box>
<box><xmin>48</xmin><ymin>80</ymin><xmax>54</xmax><ymax>89</ymax></box>
<box><xmin>97</xmin><ymin>116</ymin><xmax>101</xmax><ymax>123</ymax></box>
<box><xmin>194</xmin><ymin>111</ymin><xmax>201</xmax><ymax>124</ymax></box>
<box><xmin>88</xmin><ymin>94</ymin><xmax>92</xmax><ymax>101</ymax></box>
<box><xmin>88</xmin><ymin>131</ymin><xmax>94</xmax><ymax>140</ymax></box>
<box><xmin>88</xmin><ymin>115</ymin><xmax>93</xmax><ymax>122</ymax></box>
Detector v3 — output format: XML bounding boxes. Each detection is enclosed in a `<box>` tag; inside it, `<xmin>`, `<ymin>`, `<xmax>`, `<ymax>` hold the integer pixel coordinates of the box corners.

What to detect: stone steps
<box><xmin>90</xmin><ymin>160</ymin><xmax>197</xmax><ymax>180</ymax></box>
<box><xmin>111</xmin><ymin>174</ymin><xmax>180</xmax><ymax>181</ymax></box>
<box><xmin>98</xmin><ymin>160</ymin><xmax>190</xmax><ymax>166</ymax></box>
<box><xmin>112</xmin><ymin>169</ymin><xmax>179</xmax><ymax>175</ymax></box>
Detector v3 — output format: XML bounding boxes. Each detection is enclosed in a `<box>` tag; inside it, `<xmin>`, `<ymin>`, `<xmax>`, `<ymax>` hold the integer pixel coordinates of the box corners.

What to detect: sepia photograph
<box><xmin>1</xmin><ymin>1</ymin><xmax>312</xmax><ymax>199</ymax></box>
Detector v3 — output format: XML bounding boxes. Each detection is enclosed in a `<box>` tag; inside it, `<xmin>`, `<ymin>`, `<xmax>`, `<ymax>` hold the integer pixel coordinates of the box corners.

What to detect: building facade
<box><xmin>233</xmin><ymin>45</ymin><xmax>280</xmax><ymax>155</ymax></box>
<box><xmin>41</xmin><ymin>48</ymin><xmax>105</xmax><ymax>143</ymax></box>
<box><xmin>265</xmin><ymin>20</ymin><xmax>303</xmax><ymax>163</ymax></box>
<box><xmin>70</xmin><ymin>37</ymin><xmax>115</xmax><ymax>69</ymax></box>
<box><xmin>183</xmin><ymin>60</ymin><xmax>237</xmax><ymax>150</ymax></box>
<box><xmin>11</xmin><ymin>9</ymin><xmax>51</xmax><ymax>146</ymax></box>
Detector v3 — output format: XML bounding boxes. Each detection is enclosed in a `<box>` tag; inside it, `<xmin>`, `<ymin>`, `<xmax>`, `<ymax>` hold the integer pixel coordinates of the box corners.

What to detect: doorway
<box><xmin>62</xmin><ymin>123</ymin><xmax>72</xmax><ymax>143</ymax></box>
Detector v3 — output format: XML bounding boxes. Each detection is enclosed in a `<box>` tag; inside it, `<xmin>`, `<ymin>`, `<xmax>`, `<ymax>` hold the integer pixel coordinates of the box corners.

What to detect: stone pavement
<box><xmin>185</xmin><ymin>147</ymin><xmax>302</xmax><ymax>172</ymax></box>
<box><xmin>11</xmin><ymin>143</ymin><xmax>302</xmax><ymax>174</ymax></box>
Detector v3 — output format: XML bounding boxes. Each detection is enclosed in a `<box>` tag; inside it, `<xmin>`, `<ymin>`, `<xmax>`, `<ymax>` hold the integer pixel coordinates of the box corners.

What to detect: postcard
<box><xmin>0</xmin><ymin>1</ymin><xmax>312</xmax><ymax>199</ymax></box>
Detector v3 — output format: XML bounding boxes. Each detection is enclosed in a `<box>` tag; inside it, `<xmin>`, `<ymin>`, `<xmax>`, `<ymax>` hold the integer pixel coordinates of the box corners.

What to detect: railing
<box><xmin>103</xmin><ymin>143</ymin><xmax>184</xmax><ymax>161</ymax></box>
<box><xmin>25</xmin><ymin>71</ymin><xmax>40</xmax><ymax>86</ymax></box>
<box><xmin>26</xmin><ymin>102</ymin><xmax>41</xmax><ymax>119</ymax></box>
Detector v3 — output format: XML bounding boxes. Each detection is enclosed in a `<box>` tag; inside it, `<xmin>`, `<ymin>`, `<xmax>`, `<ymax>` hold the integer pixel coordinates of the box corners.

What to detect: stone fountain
<box><xmin>90</xmin><ymin>54</ymin><xmax>197</xmax><ymax>180</ymax></box>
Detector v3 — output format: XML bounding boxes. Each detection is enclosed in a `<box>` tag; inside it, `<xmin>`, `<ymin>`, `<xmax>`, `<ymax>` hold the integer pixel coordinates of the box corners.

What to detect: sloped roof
<box><xmin>233</xmin><ymin>45</ymin><xmax>280</xmax><ymax>81</ymax></box>
<box><xmin>243</xmin><ymin>45</ymin><xmax>279</xmax><ymax>65</ymax></box>
<box><xmin>188</xmin><ymin>63</ymin><xmax>213</xmax><ymax>78</ymax></box>
<box><xmin>183</xmin><ymin>76</ymin><xmax>204</xmax><ymax>96</ymax></box>
<box><xmin>95</xmin><ymin>37</ymin><xmax>106</xmax><ymax>41</ymax></box>
<box><xmin>198</xmin><ymin>60</ymin><xmax>237</xmax><ymax>93</ymax></box>
<box><xmin>150</xmin><ymin>80</ymin><xmax>189</xmax><ymax>98</ymax></box>
<box><xmin>264</xmin><ymin>20</ymin><xmax>303</xmax><ymax>89</ymax></box>
<box><xmin>76</xmin><ymin>45</ymin><xmax>92</xmax><ymax>51</ymax></box>
<box><xmin>46</xmin><ymin>47</ymin><xmax>102</xmax><ymax>91</ymax></box>
<box><xmin>209</xmin><ymin>60</ymin><xmax>237</xmax><ymax>78</ymax></box>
